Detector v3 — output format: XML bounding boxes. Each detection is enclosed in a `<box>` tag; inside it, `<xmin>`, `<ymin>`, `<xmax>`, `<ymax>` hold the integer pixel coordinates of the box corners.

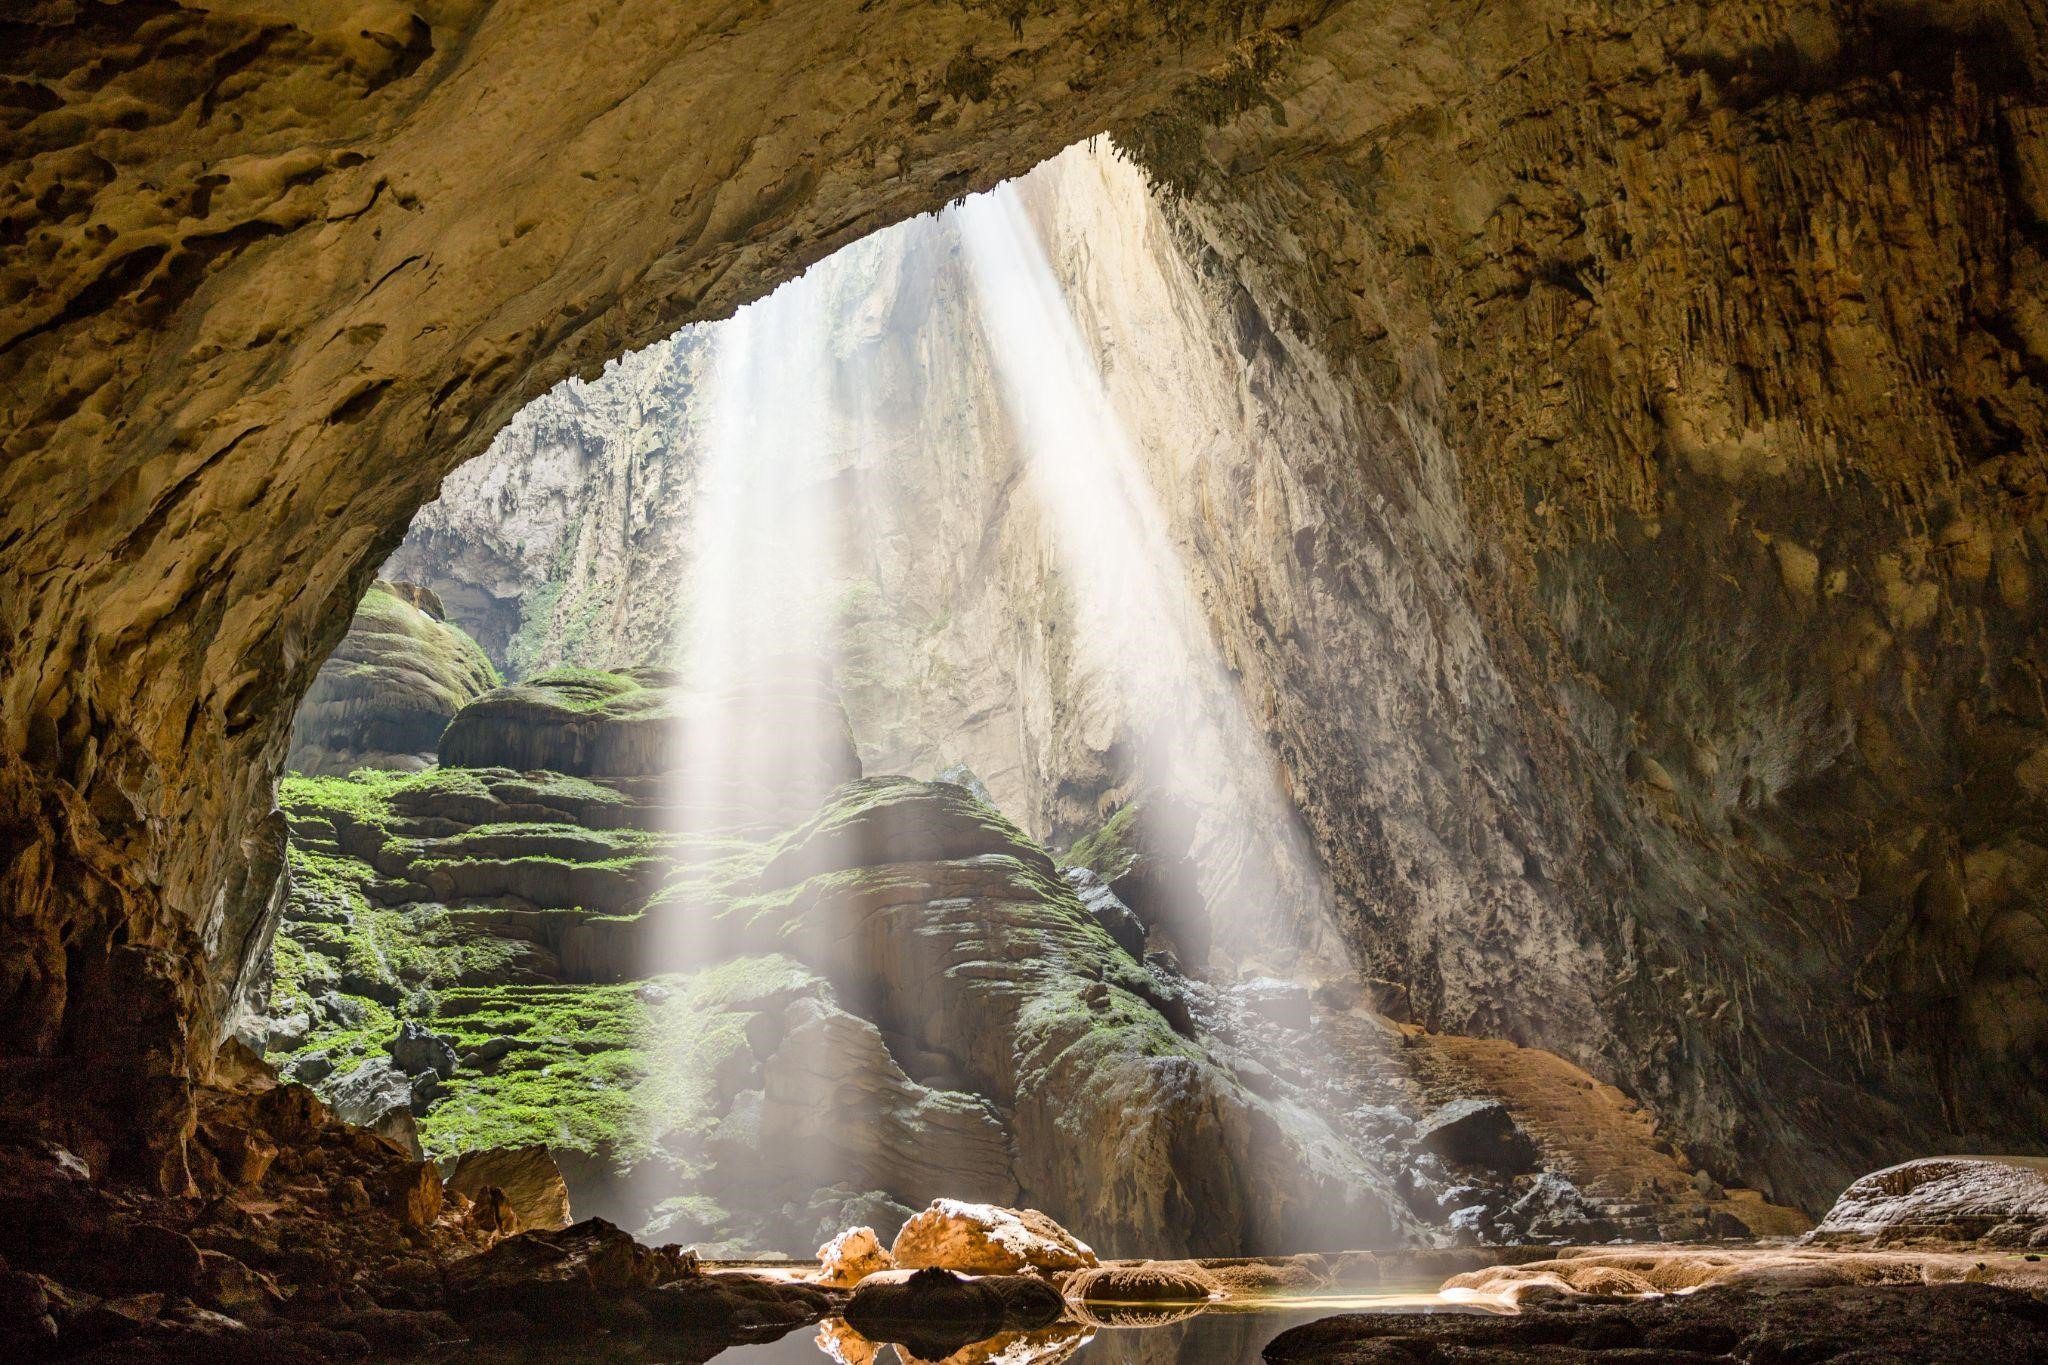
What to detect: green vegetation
<box><xmin>418</xmin><ymin>983</ymin><xmax>647</xmax><ymax>1159</ymax></box>
<box><xmin>1064</xmin><ymin>801</ymin><xmax>1143</xmax><ymax>882</ymax></box>
<box><xmin>266</xmin><ymin>751</ymin><xmax>1198</xmax><ymax>1237</ymax></box>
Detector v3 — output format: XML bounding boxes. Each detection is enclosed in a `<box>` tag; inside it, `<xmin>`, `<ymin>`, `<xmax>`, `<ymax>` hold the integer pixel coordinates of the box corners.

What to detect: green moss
<box><xmin>280</xmin><ymin>770</ymin><xmax>406</xmax><ymax>827</ymax></box>
<box><xmin>420</xmin><ymin>983</ymin><xmax>646</xmax><ymax>1158</ymax></box>
<box><xmin>414</xmin><ymin>956</ymin><xmax>825</xmax><ymax>1163</ymax></box>
<box><xmin>1064</xmin><ymin>802</ymin><xmax>1143</xmax><ymax>882</ymax></box>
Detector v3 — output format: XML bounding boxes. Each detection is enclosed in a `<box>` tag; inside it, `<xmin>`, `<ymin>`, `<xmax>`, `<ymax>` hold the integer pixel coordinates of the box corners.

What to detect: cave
<box><xmin>4</xmin><ymin>2</ymin><xmax>2048</xmax><ymax>1362</ymax></box>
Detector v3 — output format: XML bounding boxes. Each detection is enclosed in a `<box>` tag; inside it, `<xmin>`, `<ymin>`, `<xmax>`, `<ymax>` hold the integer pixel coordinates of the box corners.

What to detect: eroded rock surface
<box><xmin>891</xmin><ymin>1201</ymin><xmax>1098</xmax><ymax>1277</ymax></box>
<box><xmin>257</xmin><ymin>677</ymin><xmax>1433</xmax><ymax>1255</ymax></box>
<box><xmin>1810</xmin><ymin>1156</ymin><xmax>2048</xmax><ymax>1247</ymax></box>
<box><xmin>7</xmin><ymin>0</ymin><xmax>2048</xmax><ymax>1235</ymax></box>
<box><xmin>286</xmin><ymin>582</ymin><xmax>499</xmax><ymax>776</ymax></box>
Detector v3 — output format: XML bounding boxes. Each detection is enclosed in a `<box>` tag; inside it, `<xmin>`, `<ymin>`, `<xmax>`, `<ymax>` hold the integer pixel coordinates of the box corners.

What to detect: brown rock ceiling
<box><xmin>4</xmin><ymin>0</ymin><xmax>2047</xmax><ymax>1208</ymax></box>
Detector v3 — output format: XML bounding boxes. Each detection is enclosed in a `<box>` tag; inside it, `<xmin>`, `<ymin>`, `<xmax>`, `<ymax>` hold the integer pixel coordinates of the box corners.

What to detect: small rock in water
<box><xmin>815</xmin><ymin>1225</ymin><xmax>894</xmax><ymax>1287</ymax></box>
<box><xmin>1061</xmin><ymin>1264</ymin><xmax>1216</xmax><ymax>1304</ymax></box>
<box><xmin>890</xmin><ymin>1199</ymin><xmax>1097</xmax><ymax>1275</ymax></box>
<box><xmin>844</xmin><ymin>1267</ymin><xmax>1064</xmax><ymax>1361</ymax></box>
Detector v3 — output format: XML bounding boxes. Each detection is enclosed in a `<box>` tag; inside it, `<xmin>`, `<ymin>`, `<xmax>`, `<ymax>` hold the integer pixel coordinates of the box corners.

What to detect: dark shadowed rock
<box><xmin>447</xmin><ymin>1145</ymin><xmax>572</xmax><ymax>1232</ymax></box>
<box><xmin>1416</xmin><ymin>1098</ymin><xmax>1539</xmax><ymax>1175</ymax></box>
<box><xmin>844</xmin><ymin>1267</ymin><xmax>1063</xmax><ymax>1360</ymax></box>
<box><xmin>1263</xmin><ymin>1282</ymin><xmax>2048</xmax><ymax>1363</ymax></box>
<box><xmin>388</xmin><ymin>1022</ymin><xmax>458</xmax><ymax>1080</ymax></box>
<box><xmin>1061</xmin><ymin>866</ymin><xmax>1146</xmax><ymax>961</ymax></box>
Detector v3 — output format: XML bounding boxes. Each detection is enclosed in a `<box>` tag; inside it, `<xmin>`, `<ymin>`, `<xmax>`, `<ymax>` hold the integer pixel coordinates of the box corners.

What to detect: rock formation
<box><xmin>257</xmin><ymin>673</ymin><xmax>1468</xmax><ymax>1255</ymax></box>
<box><xmin>7</xmin><ymin>0</ymin><xmax>2048</xmax><ymax>1273</ymax></box>
<box><xmin>1808</xmin><ymin>1156</ymin><xmax>2048</xmax><ymax>1247</ymax></box>
<box><xmin>285</xmin><ymin>581</ymin><xmax>498</xmax><ymax>775</ymax></box>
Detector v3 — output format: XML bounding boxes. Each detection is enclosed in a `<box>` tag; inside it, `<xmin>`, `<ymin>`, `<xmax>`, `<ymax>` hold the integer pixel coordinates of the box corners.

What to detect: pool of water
<box><xmin>710</xmin><ymin>1286</ymin><xmax>1506</xmax><ymax>1364</ymax></box>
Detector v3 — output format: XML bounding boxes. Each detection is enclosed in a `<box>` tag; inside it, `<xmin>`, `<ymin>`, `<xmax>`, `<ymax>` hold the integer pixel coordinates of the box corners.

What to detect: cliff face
<box><xmin>5</xmin><ymin>0</ymin><xmax>2048</xmax><ymax>1214</ymax></box>
<box><xmin>1156</xmin><ymin>3</ymin><xmax>2048</xmax><ymax>1209</ymax></box>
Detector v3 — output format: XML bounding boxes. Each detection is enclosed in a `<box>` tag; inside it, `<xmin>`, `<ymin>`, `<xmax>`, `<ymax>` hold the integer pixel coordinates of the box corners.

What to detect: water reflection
<box><xmin>721</xmin><ymin>1290</ymin><xmax>1501</xmax><ymax>1365</ymax></box>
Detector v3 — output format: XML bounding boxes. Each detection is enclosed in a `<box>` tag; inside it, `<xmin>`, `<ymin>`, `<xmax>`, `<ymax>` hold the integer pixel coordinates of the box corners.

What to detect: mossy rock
<box><xmin>436</xmin><ymin>666</ymin><xmax>861</xmax><ymax>803</ymax></box>
<box><xmin>287</xmin><ymin>581</ymin><xmax>499</xmax><ymax>774</ymax></box>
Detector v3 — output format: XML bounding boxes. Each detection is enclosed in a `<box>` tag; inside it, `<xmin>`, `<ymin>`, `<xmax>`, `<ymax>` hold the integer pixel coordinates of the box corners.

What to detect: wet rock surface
<box><xmin>1265</xmin><ymin>1282</ymin><xmax>2048</xmax><ymax>1364</ymax></box>
<box><xmin>0</xmin><ymin>1075</ymin><xmax>837</xmax><ymax>1363</ymax></box>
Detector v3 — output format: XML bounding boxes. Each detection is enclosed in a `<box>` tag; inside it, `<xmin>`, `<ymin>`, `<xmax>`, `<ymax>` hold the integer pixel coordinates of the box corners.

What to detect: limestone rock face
<box><xmin>286</xmin><ymin>582</ymin><xmax>498</xmax><ymax>776</ymax></box>
<box><xmin>0</xmin><ymin>0</ymin><xmax>1286</xmax><ymax>1172</ymax></box>
<box><xmin>890</xmin><ymin>1200</ymin><xmax>1098</xmax><ymax>1276</ymax></box>
<box><xmin>1810</xmin><ymin>1158</ymin><xmax>2048</xmax><ymax>1247</ymax></box>
<box><xmin>447</xmin><ymin>1145</ymin><xmax>573</xmax><ymax>1233</ymax></box>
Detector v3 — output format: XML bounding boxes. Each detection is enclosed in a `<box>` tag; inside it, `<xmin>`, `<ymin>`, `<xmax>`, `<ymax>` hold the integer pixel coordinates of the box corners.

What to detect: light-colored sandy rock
<box><xmin>1810</xmin><ymin>1157</ymin><xmax>2048</xmax><ymax>1246</ymax></box>
<box><xmin>890</xmin><ymin>1199</ymin><xmax>1098</xmax><ymax>1276</ymax></box>
<box><xmin>815</xmin><ymin>1226</ymin><xmax>894</xmax><ymax>1288</ymax></box>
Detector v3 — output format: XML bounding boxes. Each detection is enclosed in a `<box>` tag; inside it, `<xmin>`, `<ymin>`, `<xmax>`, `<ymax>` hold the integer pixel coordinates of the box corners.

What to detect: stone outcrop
<box><xmin>1809</xmin><ymin>1156</ymin><xmax>2048</xmax><ymax>1248</ymax></box>
<box><xmin>890</xmin><ymin>1201</ymin><xmax>1098</xmax><ymax>1276</ymax></box>
<box><xmin>816</xmin><ymin>1226</ymin><xmax>895</xmax><ymax>1288</ymax></box>
<box><xmin>262</xmin><ymin>680</ymin><xmax>1442</xmax><ymax>1256</ymax></box>
<box><xmin>285</xmin><ymin>582</ymin><xmax>498</xmax><ymax>776</ymax></box>
<box><xmin>0</xmin><ymin>1071</ymin><xmax>840</xmax><ymax>1361</ymax></box>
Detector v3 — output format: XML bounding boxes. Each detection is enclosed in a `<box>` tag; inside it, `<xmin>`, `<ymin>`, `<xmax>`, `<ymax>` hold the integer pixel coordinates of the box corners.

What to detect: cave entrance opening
<box><xmin>259</xmin><ymin>140</ymin><xmax>1421</xmax><ymax>1259</ymax></box>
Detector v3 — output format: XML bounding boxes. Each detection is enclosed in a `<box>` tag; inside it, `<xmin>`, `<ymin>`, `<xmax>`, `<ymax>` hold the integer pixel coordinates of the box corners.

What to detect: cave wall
<box><xmin>1139</xmin><ymin>0</ymin><xmax>2048</xmax><ymax>1209</ymax></box>
<box><xmin>5</xmin><ymin>0</ymin><xmax>2048</xmax><ymax>1211</ymax></box>
<box><xmin>0</xmin><ymin>0</ymin><xmax>1290</xmax><ymax>1183</ymax></box>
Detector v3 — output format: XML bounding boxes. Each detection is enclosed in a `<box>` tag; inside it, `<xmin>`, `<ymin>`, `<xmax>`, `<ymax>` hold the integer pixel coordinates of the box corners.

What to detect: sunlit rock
<box><xmin>286</xmin><ymin>582</ymin><xmax>499</xmax><ymax>776</ymax></box>
<box><xmin>447</xmin><ymin>1145</ymin><xmax>573</xmax><ymax>1234</ymax></box>
<box><xmin>890</xmin><ymin>1200</ymin><xmax>1097</xmax><ymax>1276</ymax></box>
<box><xmin>816</xmin><ymin>1226</ymin><xmax>895</xmax><ymax>1288</ymax></box>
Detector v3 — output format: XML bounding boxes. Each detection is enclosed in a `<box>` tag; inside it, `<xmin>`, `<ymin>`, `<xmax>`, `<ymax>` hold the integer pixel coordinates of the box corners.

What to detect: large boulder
<box><xmin>1415</xmin><ymin>1098</ymin><xmax>1539</xmax><ymax>1176</ymax></box>
<box><xmin>324</xmin><ymin>1058</ymin><xmax>421</xmax><ymax>1154</ymax></box>
<box><xmin>447</xmin><ymin>1145</ymin><xmax>573</xmax><ymax>1233</ymax></box>
<box><xmin>389</xmin><ymin>1021</ymin><xmax>459</xmax><ymax>1080</ymax></box>
<box><xmin>287</xmin><ymin>580</ymin><xmax>498</xmax><ymax>774</ymax></box>
<box><xmin>1810</xmin><ymin>1157</ymin><xmax>2048</xmax><ymax>1247</ymax></box>
<box><xmin>890</xmin><ymin>1200</ymin><xmax>1097</xmax><ymax>1276</ymax></box>
<box><xmin>815</xmin><ymin>1226</ymin><xmax>894</xmax><ymax>1287</ymax></box>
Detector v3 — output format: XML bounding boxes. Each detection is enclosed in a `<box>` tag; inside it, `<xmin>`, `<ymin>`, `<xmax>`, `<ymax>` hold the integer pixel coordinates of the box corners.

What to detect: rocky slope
<box><xmin>259</xmin><ymin>669</ymin><xmax>1795</xmax><ymax>1257</ymax></box>
<box><xmin>259</xmin><ymin>669</ymin><xmax>1420</xmax><ymax>1256</ymax></box>
<box><xmin>285</xmin><ymin>581</ymin><xmax>498</xmax><ymax>775</ymax></box>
